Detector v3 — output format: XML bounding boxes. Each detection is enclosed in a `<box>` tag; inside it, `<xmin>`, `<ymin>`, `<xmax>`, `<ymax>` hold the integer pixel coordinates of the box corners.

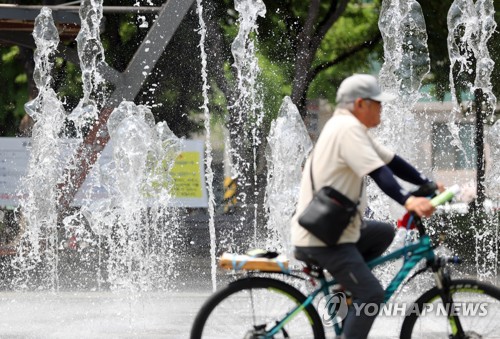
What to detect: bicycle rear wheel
<box><xmin>400</xmin><ymin>279</ymin><xmax>500</xmax><ymax>338</ymax></box>
<box><xmin>190</xmin><ymin>276</ymin><xmax>325</xmax><ymax>339</ymax></box>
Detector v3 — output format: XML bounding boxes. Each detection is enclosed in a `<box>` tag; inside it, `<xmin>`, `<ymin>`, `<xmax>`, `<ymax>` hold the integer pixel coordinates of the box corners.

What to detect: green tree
<box><xmin>206</xmin><ymin>0</ymin><xmax>382</xmax><ymax>118</ymax></box>
<box><xmin>0</xmin><ymin>46</ymin><xmax>30</xmax><ymax>135</ymax></box>
<box><xmin>199</xmin><ymin>0</ymin><xmax>384</xmax><ymax>215</ymax></box>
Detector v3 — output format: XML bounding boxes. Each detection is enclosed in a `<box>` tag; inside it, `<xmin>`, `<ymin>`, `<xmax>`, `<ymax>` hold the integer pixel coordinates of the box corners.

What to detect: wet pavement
<box><xmin>0</xmin><ymin>290</ymin><xmax>210</xmax><ymax>338</ymax></box>
<box><xmin>0</xmin><ymin>263</ymin><xmax>498</xmax><ymax>338</ymax></box>
<box><xmin>0</xmin><ymin>289</ymin><xmax>405</xmax><ymax>338</ymax></box>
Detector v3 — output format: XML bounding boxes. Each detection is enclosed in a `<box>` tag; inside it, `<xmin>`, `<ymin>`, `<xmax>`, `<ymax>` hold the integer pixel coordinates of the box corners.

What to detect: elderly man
<box><xmin>292</xmin><ymin>74</ymin><xmax>439</xmax><ymax>338</ymax></box>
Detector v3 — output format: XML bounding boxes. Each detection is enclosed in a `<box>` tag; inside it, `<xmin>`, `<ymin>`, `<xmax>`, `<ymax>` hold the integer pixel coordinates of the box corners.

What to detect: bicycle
<box><xmin>190</xmin><ymin>187</ymin><xmax>500</xmax><ymax>338</ymax></box>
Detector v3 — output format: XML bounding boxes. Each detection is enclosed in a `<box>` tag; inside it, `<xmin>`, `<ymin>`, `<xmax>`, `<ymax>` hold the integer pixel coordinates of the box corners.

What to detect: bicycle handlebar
<box><xmin>411</xmin><ymin>184</ymin><xmax>460</xmax><ymax>236</ymax></box>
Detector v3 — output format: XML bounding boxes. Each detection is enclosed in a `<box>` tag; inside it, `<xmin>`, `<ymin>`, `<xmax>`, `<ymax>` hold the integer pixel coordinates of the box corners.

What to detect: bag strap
<box><xmin>308</xmin><ymin>150</ymin><xmax>363</xmax><ymax>203</ymax></box>
<box><xmin>308</xmin><ymin>151</ymin><xmax>318</xmax><ymax>193</ymax></box>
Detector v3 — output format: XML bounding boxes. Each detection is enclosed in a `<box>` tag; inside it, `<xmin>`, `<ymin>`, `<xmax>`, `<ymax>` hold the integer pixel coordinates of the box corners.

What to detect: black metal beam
<box><xmin>474</xmin><ymin>88</ymin><xmax>486</xmax><ymax>210</ymax></box>
<box><xmin>0</xmin><ymin>5</ymin><xmax>81</xmax><ymax>23</ymax></box>
<box><xmin>0</xmin><ymin>5</ymin><xmax>163</xmax><ymax>24</ymax></box>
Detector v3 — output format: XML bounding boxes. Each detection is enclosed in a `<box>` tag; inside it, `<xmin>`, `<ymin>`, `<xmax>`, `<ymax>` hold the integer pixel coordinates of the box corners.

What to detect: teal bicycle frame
<box><xmin>265</xmin><ymin>234</ymin><xmax>435</xmax><ymax>338</ymax></box>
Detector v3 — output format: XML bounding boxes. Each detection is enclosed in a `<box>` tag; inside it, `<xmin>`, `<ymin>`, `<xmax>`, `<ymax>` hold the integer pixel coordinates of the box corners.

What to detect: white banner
<box><xmin>0</xmin><ymin>137</ymin><xmax>208</xmax><ymax>208</ymax></box>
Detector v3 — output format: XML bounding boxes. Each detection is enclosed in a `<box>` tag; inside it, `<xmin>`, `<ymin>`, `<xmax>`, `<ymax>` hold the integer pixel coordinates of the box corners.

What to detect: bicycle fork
<box><xmin>432</xmin><ymin>264</ymin><xmax>466</xmax><ymax>338</ymax></box>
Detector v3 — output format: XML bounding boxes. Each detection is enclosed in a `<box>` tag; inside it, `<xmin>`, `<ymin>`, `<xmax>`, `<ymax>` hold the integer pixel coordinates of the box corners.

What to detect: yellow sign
<box><xmin>142</xmin><ymin>140</ymin><xmax>207</xmax><ymax>206</ymax></box>
<box><xmin>170</xmin><ymin>152</ymin><xmax>203</xmax><ymax>198</ymax></box>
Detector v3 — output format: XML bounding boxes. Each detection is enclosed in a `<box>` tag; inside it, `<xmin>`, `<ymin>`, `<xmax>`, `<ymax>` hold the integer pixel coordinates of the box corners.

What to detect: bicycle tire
<box><xmin>400</xmin><ymin>278</ymin><xmax>500</xmax><ymax>338</ymax></box>
<box><xmin>190</xmin><ymin>276</ymin><xmax>325</xmax><ymax>339</ymax></box>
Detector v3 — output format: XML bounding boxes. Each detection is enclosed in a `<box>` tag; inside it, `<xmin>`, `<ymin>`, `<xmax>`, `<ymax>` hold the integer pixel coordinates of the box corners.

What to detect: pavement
<box><xmin>0</xmin><ymin>289</ymin><xmax>407</xmax><ymax>338</ymax></box>
<box><xmin>0</xmin><ymin>290</ymin><xmax>210</xmax><ymax>338</ymax></box>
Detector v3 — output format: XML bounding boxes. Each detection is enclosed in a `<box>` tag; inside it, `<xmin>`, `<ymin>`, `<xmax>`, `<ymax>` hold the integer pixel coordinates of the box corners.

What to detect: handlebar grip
<box><xmin>430</xmin><ymin>185</ymin><xmax>460</xmax><ymax>207</ymax></box>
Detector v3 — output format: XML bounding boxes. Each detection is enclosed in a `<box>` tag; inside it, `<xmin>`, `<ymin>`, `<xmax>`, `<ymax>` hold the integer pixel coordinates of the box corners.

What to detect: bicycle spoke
<box><xmin>402</xmin><ymin>280</ymin><xmax>500</xmax><ymax>338</ymax></box>
<box><xmin>201</xmin><ymin>288</ymin><xmax>313</xmax><ymax>338</ymax></box>
<box><xmin>191</xmin><ymin>278</ymin><xmax>324</xmax><ymax>339</ymax></box>
<box><xmin>413</xmin><ymin>293</ymin><xmax>499</xmax><ymax>337</ymax></box>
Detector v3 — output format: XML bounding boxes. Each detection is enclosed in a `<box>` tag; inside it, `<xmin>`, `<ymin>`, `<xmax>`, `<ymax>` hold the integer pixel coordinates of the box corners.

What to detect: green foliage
<box><xmin>14</xmin><ymin>73</ymin><xmax>27</xmax><ymax>84</ymax></box>
<box><xmin>119</xmin><ymin>20</ymin><xmax>137</xmax><ymax>44</ymax></box>
<box><xmin>316</xmin><ymin>2</ymin><xmax>378</xmax><ymax>64</ymax></box>
<box><xmin>2</xmin><ymin>45</ymin><xmax>20</xmax><ymax>63</ymax></box>
<box><xmin>257</xmin><ymin>50</ymin><xmax>292</xmax><ymax>125</ymax></box>
<box><xmin>222</xmin><ymin>0</ymin><xmax>382</xmax><ymax>119</ymax></box>
<box><xmin>309</xmin><ymin>1</ymin><xmax>381</xmax><ymax>102</ymax></box>
<box><xmin>0</xmin><ymin>46</ymin><xmax>29</xmax><ymax>136</ymax></box>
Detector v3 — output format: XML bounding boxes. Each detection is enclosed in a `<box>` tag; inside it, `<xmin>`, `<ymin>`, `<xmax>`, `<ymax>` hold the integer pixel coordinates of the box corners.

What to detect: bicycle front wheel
<box><xmin>400</xmin><ymin>279</ymin><xmax>500</xmax><ymax>338</ymax></box>
<box><xmin>190</xmin><ymin>276</ymin><xmax>325</xmax><ymax>339</ymax></box>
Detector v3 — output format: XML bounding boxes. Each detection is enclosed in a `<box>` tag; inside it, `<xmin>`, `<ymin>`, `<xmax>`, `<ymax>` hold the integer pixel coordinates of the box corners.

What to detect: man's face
<box><xmin>353</xmin><ymin>98</ymin><xmax>382</xmax><ymax>128</ymax></box>
<box><xmin>365</xmin><ymin>99</ymin><xmax>382</xmax><ymax>128</ymax></box>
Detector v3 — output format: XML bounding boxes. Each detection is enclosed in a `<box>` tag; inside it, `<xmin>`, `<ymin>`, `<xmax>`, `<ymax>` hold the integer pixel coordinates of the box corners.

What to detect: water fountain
<box><xmin>79</xmin><ymin>101</ymin><xmax>183</xmax><ymax>291</ymax></box>
<box><xmin>368</xmin><ymin>0</ymin><xmax>498</xmax><ymax>277</ymax></box>
<box><xmin>446</xmin><ymin>0</ymin><xmax>497</xmax><ymax>279</ymax></box>
<box><xmin>0</xmin><ymin>0</ymin><xmax>498</xmax><ymax>335</ymax></box>
<box><xmin>15</xmin><ymin>7</ymin><xmax>67</xmax><ymax>290</ymax></box>
<box><xmin>447</xmin><ymin>0</ymin><xmax>496</xmax><ymax>172</ymax></box>
<box><xmin>195</xmin><ymin>0</ymin><xmax>217</xmax><ymax>290</ymax></box>
<box><xmin>68</xmin><ymin>0</ymin><xmax>105</xmax><ymax>126</ymax></box>
<box><xmin>372</xmin><ymin>0</ymin><xmax>431</xmax><ymax>221</ymax></box>
<box><xmin>12</xmin><ymin>1</ymin><xmax>185</xmax><ymax>293</ymax></box>
<box><xmin>11</xmin><ymin>0</ymin><xmax>498</xmax><ymax>283</ymax></box>
<box><xmin>486</xmin><ymin>120</ymin><xmax>500</xmax><ymax>200</ymax></box>
<box><xmin>265</xmin><ymin>96</ymin><xmax>312</xmax><ymax>254</ymax></box>
<box><xmin>486</xmin><ymin>119</ymin><xmax>500</xmax><ymax>279</ymax></box>
<box><xmin>225</xmin><ymin>0</ymin><xmax>266</xmax><ymax>248</ymax></box>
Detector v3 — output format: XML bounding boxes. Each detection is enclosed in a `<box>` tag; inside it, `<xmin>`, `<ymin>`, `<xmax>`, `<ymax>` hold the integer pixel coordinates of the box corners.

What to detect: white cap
<box><xmin>336</xmin><ymin>74</ymin><xmax>396</xmax><ymax>104</ymax></box>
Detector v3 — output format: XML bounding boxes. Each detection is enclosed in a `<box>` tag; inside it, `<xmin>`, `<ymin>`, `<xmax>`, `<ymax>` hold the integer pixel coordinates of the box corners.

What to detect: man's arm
<box><xmin>368</xmin><ymin>165</ymin><xmax>435</xmax><ymax>217</ymax></box>
<box><xmin>368</xmin><ymin>166</ymin><xmax>410</xmax><ymax>205</ymax></box>
<box><xmin>387</xmin><ymin>155</ymin><xmax>430</xmax><ymax>185</ymax></box>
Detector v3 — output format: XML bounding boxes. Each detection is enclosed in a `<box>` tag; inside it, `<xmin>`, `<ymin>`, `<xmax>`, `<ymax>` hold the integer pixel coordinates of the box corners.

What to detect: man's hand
<box><xmin>404</xmin><ymin>196</ymin><xmax>434</xmax><ymax>217</ymax></box>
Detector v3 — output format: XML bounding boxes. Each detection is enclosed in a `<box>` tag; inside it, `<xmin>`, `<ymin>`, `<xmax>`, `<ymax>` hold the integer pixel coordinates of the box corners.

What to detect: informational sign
<box><xmin>0</xmin><ymin>137</ymin><xmax>208</xmax><ymax>208</ymax></box>
<box><xmin>0</xmin><ymin>138</ymin><xmax>30</xmax><ymax>206</ymax></box>
<box><xmin>170</xmin><ymin>152</ymin><xmax>204</xmax><ymax>198</ymax></box>
<box><xmin>165</xmin><ymin>140</ymin><xmax>208</xmax><ymax>207</ymax></box>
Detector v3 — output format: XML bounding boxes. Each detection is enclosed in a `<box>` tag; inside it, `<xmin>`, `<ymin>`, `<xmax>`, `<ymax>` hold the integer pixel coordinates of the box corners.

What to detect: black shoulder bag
<box><xmin>298</xmin><ymin>152</ymin><xmax>361</xmax><ymax>246</ymax></box>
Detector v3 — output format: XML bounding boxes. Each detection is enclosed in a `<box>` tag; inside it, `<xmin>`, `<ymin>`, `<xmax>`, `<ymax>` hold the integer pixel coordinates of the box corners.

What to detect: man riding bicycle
<box><xmin>291</xmin><ymin>74</ymin><xmax>443</xmax><ymax>339</ymax></box>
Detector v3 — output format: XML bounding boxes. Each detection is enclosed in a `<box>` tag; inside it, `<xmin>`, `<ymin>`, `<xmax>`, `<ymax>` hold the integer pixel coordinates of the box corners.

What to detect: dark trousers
<box><xmin>296</xmin><ymin>220</ymin><xmax>394</xmax><ymax>339</ymax></box>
